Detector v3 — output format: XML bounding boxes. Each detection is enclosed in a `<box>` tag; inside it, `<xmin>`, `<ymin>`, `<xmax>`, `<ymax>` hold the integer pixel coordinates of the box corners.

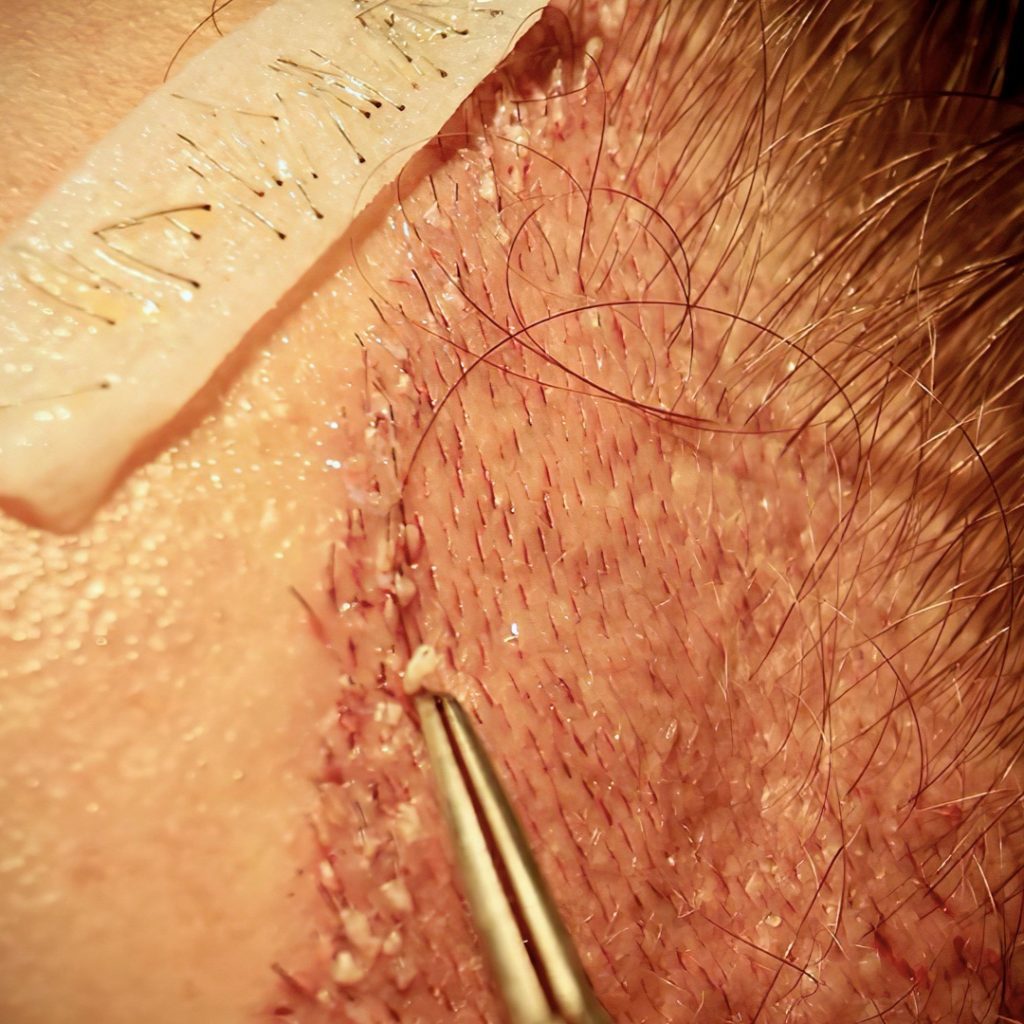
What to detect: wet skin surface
<box><xmin>1</xmin><ymin>2</ymin><xmax>1023</xmax><ymax>1023</ymax></box>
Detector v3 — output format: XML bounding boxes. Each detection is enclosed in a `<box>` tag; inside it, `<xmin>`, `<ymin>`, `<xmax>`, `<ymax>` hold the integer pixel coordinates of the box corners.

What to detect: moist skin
<box><xmin>1</xmin><ymin>2</ymin><xmax>1023</xmax><ymax>1023</ymax></box>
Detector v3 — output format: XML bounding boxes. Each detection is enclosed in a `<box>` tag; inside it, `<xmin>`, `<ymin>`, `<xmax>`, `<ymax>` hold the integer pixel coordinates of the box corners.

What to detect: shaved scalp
<box><xmin>292</xmin><ymin>1</ymin><xmax>1024</xmax><ymax>1019</ymax></box>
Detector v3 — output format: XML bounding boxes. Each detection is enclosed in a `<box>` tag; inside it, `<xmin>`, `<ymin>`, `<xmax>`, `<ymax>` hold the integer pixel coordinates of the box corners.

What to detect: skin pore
<box><xmin>1</xmin><ymin>1</ymin><xmax>1022</xmax><ymax>1022</ymax></box>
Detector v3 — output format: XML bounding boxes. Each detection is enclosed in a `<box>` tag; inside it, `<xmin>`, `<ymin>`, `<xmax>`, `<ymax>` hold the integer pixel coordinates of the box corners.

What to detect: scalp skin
<box><xmin>0</xmin><ymin>2</ymin><xmax>1022</xmax><ymax>1023</ymax></box>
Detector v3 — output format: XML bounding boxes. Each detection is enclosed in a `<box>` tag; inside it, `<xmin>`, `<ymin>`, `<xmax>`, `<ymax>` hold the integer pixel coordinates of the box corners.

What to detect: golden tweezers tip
<box><xmin>416</xmin><ymin>690</ymin><xmax>613</xmax><ymax>1024</ymax></box>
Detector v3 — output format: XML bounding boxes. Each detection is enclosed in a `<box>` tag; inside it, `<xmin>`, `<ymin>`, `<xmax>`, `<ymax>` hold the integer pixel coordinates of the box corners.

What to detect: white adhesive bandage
<box><xmin>0</xmin><ymin>0</ymin><xmax>548</xmax><ymax>528</ymax></box>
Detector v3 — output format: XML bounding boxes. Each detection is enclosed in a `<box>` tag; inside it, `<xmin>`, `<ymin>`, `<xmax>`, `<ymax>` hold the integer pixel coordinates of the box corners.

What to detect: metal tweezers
<box><xmin>416</xmin><ymin>691</ymin><xmax>614</xmax><ymax>1024</ymax></box>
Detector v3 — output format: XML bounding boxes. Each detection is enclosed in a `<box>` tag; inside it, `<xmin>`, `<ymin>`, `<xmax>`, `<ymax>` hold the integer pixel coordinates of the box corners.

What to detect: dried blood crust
<box><xmin>1</xmin><ymin>2</ymin><xmax>1023</xmax><ymax>1024</ymax></box>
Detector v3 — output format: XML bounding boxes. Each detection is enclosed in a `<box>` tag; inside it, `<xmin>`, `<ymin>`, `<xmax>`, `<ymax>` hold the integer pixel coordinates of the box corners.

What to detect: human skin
<box><xmin>0</xmin><ymin>2</ymin><xmax>1022</xmax><ymax>1023</ymax></box>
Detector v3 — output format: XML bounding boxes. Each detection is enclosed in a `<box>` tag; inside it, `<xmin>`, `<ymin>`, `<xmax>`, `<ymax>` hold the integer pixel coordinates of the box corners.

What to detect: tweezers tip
<box><xmin>414</xmin><ymin>687</ymin><xmax>615</xmax><ymax>1024</ymax></box>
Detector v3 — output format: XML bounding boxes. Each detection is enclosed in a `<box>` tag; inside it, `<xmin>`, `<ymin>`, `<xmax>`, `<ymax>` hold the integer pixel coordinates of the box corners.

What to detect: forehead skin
<box><xmin>0</xmin><ymin>2</ymin><xmax>371</xmax><ymax>1021</ymax></box>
